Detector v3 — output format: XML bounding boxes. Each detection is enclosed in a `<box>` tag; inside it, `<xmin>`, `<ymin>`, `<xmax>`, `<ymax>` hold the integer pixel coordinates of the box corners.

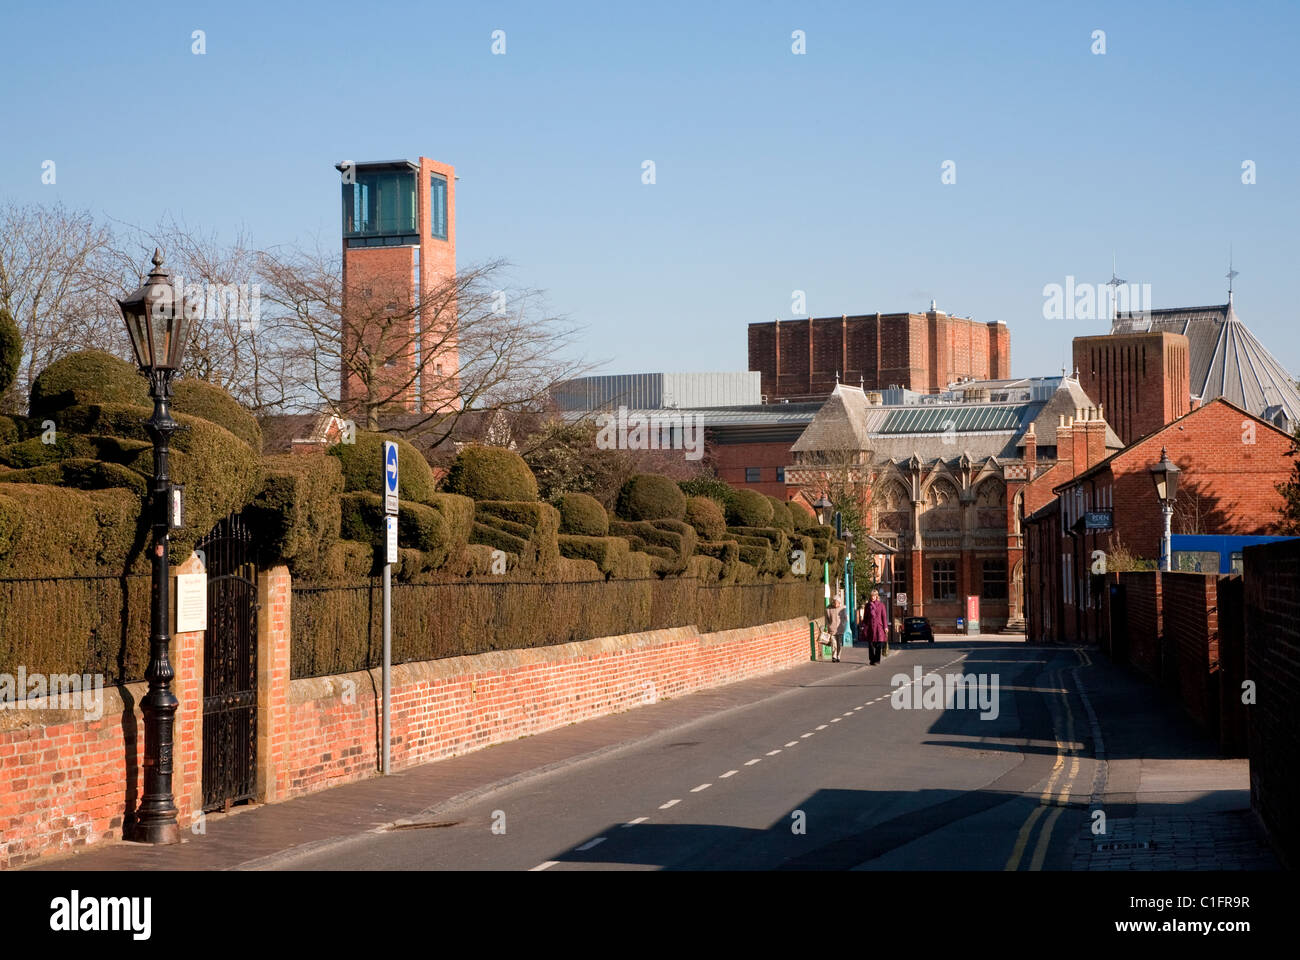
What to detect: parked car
<box><xmin>901</xmin><ymin>616</ymin><xmax>934</xmax><ymax>644</ymax></box>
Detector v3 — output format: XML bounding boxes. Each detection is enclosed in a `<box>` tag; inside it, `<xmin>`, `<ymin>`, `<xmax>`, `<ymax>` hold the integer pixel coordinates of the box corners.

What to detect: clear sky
<box><xmin>2</xmin><ymin>0</ymin><xmax>1297</xmax><ymax>381</ymax></box>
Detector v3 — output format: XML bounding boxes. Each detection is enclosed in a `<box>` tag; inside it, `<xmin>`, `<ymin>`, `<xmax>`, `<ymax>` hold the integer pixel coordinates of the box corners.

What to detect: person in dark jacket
<box><xmin>863</xmin><ymin>588</ymin><xmax>888</xmax><ymax>664</ymax></box>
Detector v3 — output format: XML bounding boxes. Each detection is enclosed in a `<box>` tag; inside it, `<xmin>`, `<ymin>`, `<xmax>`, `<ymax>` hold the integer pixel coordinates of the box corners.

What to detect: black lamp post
<box><xmin>117</xmin><ymin>248</ymin><xmax>194</xmax><ymax>845</ymax></box>
<box><xmin>1149</xmin><ymin>446</ymin><xmax>1180</xmax><ymax>572</ymax></box>
<box><xmin>812</xmin><ymin>495</ymin><xmax>833</xmax><ymax>526</ymax></box>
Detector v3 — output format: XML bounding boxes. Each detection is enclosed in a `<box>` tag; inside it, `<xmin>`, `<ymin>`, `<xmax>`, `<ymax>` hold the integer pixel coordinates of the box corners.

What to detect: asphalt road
<box><xmin>251</xmin><ymin>639</ymin><xmax>1100</xmax><ymax>871</ymax></box>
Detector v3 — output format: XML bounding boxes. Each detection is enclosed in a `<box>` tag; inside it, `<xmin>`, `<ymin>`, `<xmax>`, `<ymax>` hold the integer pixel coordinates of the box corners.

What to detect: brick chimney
<box><xmin>1056</xmin><ymin>414</ymin><xmax>1074</xmax><ymax>474</ymax></box>
<box><xmin>1071</xmin><ymin>408</ymin><xmax>1089</xmax><ymax>472</ymax></box>
<box><xmin>1084</xmin><ymin>404</ymin><xmax>1108</xmax><ymax>469</ymax></box>
<box><xmin>1023</xmin><ymin>422</ymin><xmax>1037</xmax><ymax>466</ymax></box>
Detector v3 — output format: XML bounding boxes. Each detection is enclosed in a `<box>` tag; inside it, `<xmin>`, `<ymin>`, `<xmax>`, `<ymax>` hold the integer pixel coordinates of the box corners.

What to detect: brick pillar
<box><xmin>256</xmin><ymin>566</ymin><xmax>292</xmax><ymax>804</ymax></box>
<box><xmin>170</xmin><ymin>551</ymin><xmax>206</xmax><ymax>830</ymax></box>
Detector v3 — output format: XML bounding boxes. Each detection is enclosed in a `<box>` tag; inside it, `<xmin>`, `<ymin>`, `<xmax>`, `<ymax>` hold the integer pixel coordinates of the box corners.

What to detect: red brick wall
<box><xmin>713</xmin><ymin>441</ymin><xmax>795</xmax><ymax>498</ymax></box>
<box><xmin>1243</xmin><ymin>538</ymin><xmax>1300</xmax><ymax>867</ymax></box>
<box><xmin>1074</xmin><ymin>332</ymin><xmax>1191</xmax><ymax>446</ymax></box>
<box><xmin>1163</xmin><ymin>571</ymin><xmax>1220</xmax><ymax>734</ymax></box>
<box><xmin>0</xmin><ymin>554</ymin><xmax>205</xmax><ymax>870</ymax></box>
<box><xmin>1217</xmin><ymin>575</ymin><xmax>1247</xmax><ymax>757</ymax></box>
<box><xmin>750</xmin><ymin>311</ymin><xmax>1003</xmax><ymax>400</ymax></box>
<box><xmin>281</xmin><ymin>618</ymin><xmax>813</xmax><ymax>798</ymax></box>
<box><xmin>1120</xmin><ymin>571</ymin><xmax>1163</xmax><ymax>683</ymax></box>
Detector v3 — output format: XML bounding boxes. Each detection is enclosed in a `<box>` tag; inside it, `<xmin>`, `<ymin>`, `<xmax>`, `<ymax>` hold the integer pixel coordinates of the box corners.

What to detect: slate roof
<box><xmin>791</xmin><ymin>381</ymin><xmax>1122</xmax><ymax>464</ymax></box>
<box><xmin>1112</xmin><ymin>300</ymin><xmax>1300</xmax><ymax>427</ymax></box>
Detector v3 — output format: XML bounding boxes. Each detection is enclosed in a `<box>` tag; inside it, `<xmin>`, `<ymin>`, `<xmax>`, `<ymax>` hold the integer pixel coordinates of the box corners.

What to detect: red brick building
<box><xmin>1073</xmin><ymin>331</ymin><xmax>1191</xmax><ymax>445</ymax></box>
<box><xmin>748</xmin><ymin>305</ymin><xmax>1009</xmax><ymax>402</ymax></box>
<box><xmin>1024</xmin><ymin>399</ymin><xmax>1295</xmax><ymax>643</ymax></box>
<box><xmin>337</xmin><ymin>157</ymin><xmax>459</xmax><ymax>416</ymax></box>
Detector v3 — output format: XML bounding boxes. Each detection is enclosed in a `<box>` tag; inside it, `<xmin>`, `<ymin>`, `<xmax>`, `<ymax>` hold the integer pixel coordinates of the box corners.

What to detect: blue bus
<box><xmin>1170</xmin><ymin>534</ymin><xmax>1298</xmax><ymax>575</ymax></box>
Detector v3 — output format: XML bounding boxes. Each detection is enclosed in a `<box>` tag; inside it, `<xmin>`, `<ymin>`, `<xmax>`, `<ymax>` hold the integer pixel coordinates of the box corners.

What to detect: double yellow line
<box><xmin>1005</xmin><ymin>659</ymin><xmax>1084</xmax><ymax>871</ymax></box>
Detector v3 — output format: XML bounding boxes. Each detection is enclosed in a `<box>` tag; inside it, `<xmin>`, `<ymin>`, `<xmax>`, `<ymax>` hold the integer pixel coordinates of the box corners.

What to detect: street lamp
<box><xmin>812</xmin><ymin>495</ymin><xmax>833</xmax><ymax>526</ymax></box>
<box><xmin>1149</xmin><ymin>446</ymin><xmax>1180</xmax><ymax>572</ymax></box>
<box><xmin>117</xmin><ymin>248</ymin><xmax>194</xmax><ymax>845</ymax></box>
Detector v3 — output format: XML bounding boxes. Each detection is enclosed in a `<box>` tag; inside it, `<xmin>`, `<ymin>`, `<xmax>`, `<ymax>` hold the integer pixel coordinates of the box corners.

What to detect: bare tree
<box><xmin>258</xmin><ymin>246</ymin><xmax>588</xmax><ymax>438</ymax></box>
<box><xmin>0</xmin><ymin>202</ymin><xmax>127</xmax><ymax>405</ymax></box>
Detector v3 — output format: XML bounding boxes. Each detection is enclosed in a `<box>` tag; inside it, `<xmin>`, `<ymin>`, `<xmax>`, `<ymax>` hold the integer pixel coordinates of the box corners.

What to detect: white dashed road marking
<box><xmin>767</xmin><ymin>749</ymin><xmax>782</xmax><ymax>756</ymax></box>
<box><xmin>622</xmin><ymin>817</ymin><xmax>647</xmax><ymax>827</ymax></box>
<box><xmin>575</xmin><ymin>837</ymin><xmax>606</xmax><ymax>851</ymax></box>
<box><xmin>720</xmin><ymin>770</ymin><xmax>738</xmax><ymax>779</ymax></box>
<box><xmin>816</xmin><ymin>724</ymin><xmax>828</xmax><ymax>730</ymax></box>
<box><xmin>530</xmin><ymin>861</ymin><xmax>559</xmax><ymax>871</ymax></box>
<box><xmin>691</xmin><ymin>783</ymin><xmax>711</xmax><ymax>793</ymax></box>
<box><xmin>659</xmin><ymin>799</ymin><xmax>680</xmax><ymax>809</ymax></box>
<box><xmin>801</xmin><ymin>732</ymin><xmax>814</xmax><ymax>739</ymax></box>
<box><xmin>745</xmin><ymin>758</ymin><xmax>761</xmax><ymax>766</ymax></box>
<box><xmin>785</xmin><ymin>740</ymin><xmax>798</xmax><ymax>747</ymax></box>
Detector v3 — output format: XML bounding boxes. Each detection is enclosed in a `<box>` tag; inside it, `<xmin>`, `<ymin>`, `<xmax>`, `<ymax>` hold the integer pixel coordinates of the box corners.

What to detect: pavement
<box><xmin>24</xmin><ymin>633</ymin><xmax>1280</xmax><ymax>871</ymax></box>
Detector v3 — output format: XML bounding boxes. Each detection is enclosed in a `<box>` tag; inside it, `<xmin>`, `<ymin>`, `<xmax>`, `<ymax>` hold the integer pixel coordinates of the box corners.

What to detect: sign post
<box><xmin>382</xmin><ymin>441</ymin><xmax>398</xmax><ymax>775</ymax></box>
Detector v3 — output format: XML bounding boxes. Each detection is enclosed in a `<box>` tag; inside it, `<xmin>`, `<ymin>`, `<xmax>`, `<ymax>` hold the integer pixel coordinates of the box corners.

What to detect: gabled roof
<box><xmin>1025</xmin><ymin>377</ymin><xmax>1124</xmax><ymax>449</ymax></box>
<box><xmin>1051</xmin><ymin>396</ymin><xmax>1295</xmax><ymax>493</ymax></box>
<box><xmin>1113</xmin><ymin>300</ymin><xmax>1300</xmax><ymax>427</ymax></box>
<box><xmin>790</xmin><ymin>383</ymin><xmax>876</xmax><ymax>452</ymax></box>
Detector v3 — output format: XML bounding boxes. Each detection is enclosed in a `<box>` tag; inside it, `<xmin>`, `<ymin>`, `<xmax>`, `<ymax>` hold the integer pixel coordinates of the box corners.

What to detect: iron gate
<box><xmin>199</xmin><ymin>513</ymin><xmax>259</xmax><ymax>812</ymax></box>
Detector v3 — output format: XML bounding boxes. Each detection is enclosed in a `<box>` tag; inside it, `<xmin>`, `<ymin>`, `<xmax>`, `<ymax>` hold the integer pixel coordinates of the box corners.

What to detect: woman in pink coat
<box><xmin>863</xmin><ymin>588</ymin><xmax>888</xmax><ymax>665</ymax></box>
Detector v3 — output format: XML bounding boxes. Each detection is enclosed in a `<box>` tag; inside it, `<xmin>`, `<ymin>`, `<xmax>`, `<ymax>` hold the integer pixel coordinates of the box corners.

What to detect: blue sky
<box><xmin>2</xmin><ymin>0</ymin><xmax>1297</xmax><ymax>380</ymax></box>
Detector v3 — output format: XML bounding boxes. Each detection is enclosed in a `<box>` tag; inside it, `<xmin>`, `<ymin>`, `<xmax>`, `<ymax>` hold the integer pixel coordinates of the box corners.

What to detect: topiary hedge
<box><xmin>443</xmin><ymin>445</ymin><xmax>538</xmax><ymax>502</ymax></box>
<box><xmin>558</xmin><ymin>534</ymin><xmax>629</xmax><ymax>577</ymax></box>
<box><xmin>684</xmin><ymin>495</ymin><xmax>725</xmax><ymax>540</ymax></box>
<box><xmin>172</xmin><ymin>379</ymin><xmax>263</xmax><ymax>451</ymax></box>
<box><xmin>339</xmin><ymin>492</ymin><xmax>453</xmax><ymax>569</ymax></box>
<box><xmin>725</xmin><ymin>488</ymin><xmax>773</xmax><ymax>527</ymax></box>
<box><xmin>28</xmin><ymin>351</ymin><xmax>149</xmax><ymax>420</ymax></box>
<box><xmin>0</xmin><ymin>484</ymin><xmax>144</xmax><ymax>576</ymax></box>
<box><xmin>0</xmin><ymin>307</ymin><xmax>21</xmax><ymax>399</ymax></box>
<box><xmin>0</xmin><ymin>458</ymin><xmax>147</xmax><ymax>497</ymax></box>
<box><xmin>609</xmin><ymin>518</ymin><xmax>696</xmax><ymax>573</ymax></box>
<box><xmin>685</xmin><ymin>554</ymin><xmax>724</xmax><ymax>581</ymax></box>
<box><xmin>472</xmin><ymin>500</ymin><xmax>561</xmax><ymax>573</ymax></box>
<box><xmin>615</xmin><ymin>473</ymin><xmax>687</xmax><ymax>522</ymax></box>
<box><xmin>766</xmin><ymin>496</ymin><xmax>794</xmax><ymax>532</ymax></box>
<box><xmin>243</xmin><ymin>454</ymin><xmax>344</xmax><ymax>579</ymax></box>
<box><xmin>425</xmin><ymin>492</ymin><xmax>475</xmax><ymax>564</ymax></box>
<box><xmin>328</xmin><ymin>430</ymin><xmax>435</xmax><ymax>504</ymax></box>
<box><xmin>556</xmin><ymin>492</ymin><xmax>609</xmax><ymax>536</ymax></box>
<box><xmin>678</xmin><ymin>476</ymin><xmax>733</xmax><ymax>506</ymax></box>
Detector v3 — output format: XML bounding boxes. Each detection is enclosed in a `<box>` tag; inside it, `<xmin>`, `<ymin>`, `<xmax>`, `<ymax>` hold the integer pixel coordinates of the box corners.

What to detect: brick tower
<box><xmin>1072</xmin><ymin>331</ymin><xmax>1190</xmax><ymax>445</ymax></box>
<box><xmin>337</xmin><ymin>157</ymin><xmax>460</xmax><ymax>418</ymax></box>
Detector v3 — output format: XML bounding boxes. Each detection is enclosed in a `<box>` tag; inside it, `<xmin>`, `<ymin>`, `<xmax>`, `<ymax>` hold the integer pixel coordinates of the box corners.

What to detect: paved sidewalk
<box><xmin>28</xmin><ymin>651</ymin><xmax>849</xmax><ymax>871</ymax></box>
<box><xmin>1067</xmin><ymin>650</ymin><xmax>1279</xmax><ymax>871</ymax></box>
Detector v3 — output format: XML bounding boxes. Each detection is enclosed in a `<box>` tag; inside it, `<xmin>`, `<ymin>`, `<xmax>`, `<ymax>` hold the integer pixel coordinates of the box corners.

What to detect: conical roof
<box><xmin>1113</xmin><ymin>301</ymin><xmax>1300</xmax><ymax>428</ymax></box>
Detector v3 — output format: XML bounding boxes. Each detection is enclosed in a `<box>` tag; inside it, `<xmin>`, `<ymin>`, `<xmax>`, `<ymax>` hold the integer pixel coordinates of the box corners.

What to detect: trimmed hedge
<box><xmin>685</xmin><ymin>554</ymin><xmax>724</xmax><ymax>581</ymax></box>
<box><xmin>172</xmin><ymin>379</ymin><xmax>263</xmax><ymax>451</ymax></box>
<box><xmin>557</xmin><ymin>534</ymin><xmax>630</xmax><ymax>576</ymax></box>
<box><xmin>339</xmin><ymin>492</ymin><xmax>453</xmax><ymax>566</ymax></box>
<box><xmin>0</xmin><ymin>458</ymin><xmax>147</xmax><ymax>497</ymax></box>
<box><xmin>684</xmin><ymin>495</ymin><xmax>725</xmax><ymax>540</ymax></box>
<box><xmin>321</xmin><ymin>540</ymin><xmax>374</xmax><ymax>580</ymax></box>
<box><xmin>766</xmin><ymin>496</ymin><xmax>794</xmax><ymax>531</ymax></box>
<box><xmin>556</xmin><ymin>492</ymin><xmax>609</xmax><ymax>536</ymax></box>
<box><xmin>0</xmin><ymin>484</ymin><xmax>144</xmax><ymax>577</ymax></box>
<box><xmin>615</xmin><ymin>473</ymin><xmax>687</xmax><ymax>522</ymax></box>
<box><xmin>678</xmin><ymin>476</ymin><xmax>733</xmax><ymax>506</ymax></box>
<box><xmin>328</xmin><ymin>430</ymin><xmax>435</xmax><ymax>504</ymax></box>
<box><xmin>609</xmin><ymin>518</ymin><xmax>695</xmax><ymax>573</ymax></box>
<box><xmin>726</xmin><ymin>488</ymin><xmax>773</xmax><ymax>527</ymax></box>
<box><xmin>0</xmin><ymin>416</ymin><xmax>16</xmax><ymax>445</ymax></box>
<box><xmin>444</xmin><ymin>445</ymin><xmax>538</xmax><ymax>502</ymax></box>
<box><xmin>612</xmin><ymin>550</ymin><xmax>654</xmax><ymax>580</ymax></box>
<box><xmin>244</xmin><ymin>454</ymin><xmax>344</xmax><ymax>578</ymax></box>
<box><xmin>473</xmin><ymin>500</ymin><xmax>560</xmax><ymax>573</ymax></box>
<box><xmin>29</xmin><ymin>351</ymin><xmax>148</xmax><ymax>419</ymax></box>
<box><xmin>425</xmin><ymin>492</ymin><xmax>474</xmax><ymax>564</ymax></box>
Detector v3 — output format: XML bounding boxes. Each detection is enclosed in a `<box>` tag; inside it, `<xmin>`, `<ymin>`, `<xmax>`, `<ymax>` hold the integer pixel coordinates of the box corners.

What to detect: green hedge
<box><xmin>472</xmin><ymin>500</ymin><xmax>560</xmax><ymax>573</ymax></box>
<box><xmin>685</xmin><ymin>554</ymin><xmax>724</xmax><ymax>581</ymax></box>
<box><xmin>172</xmin><ymin>379</ymin><xmax>263</xmax><ymax>451</ymax></box>
<box><xmin>244</xmin><ymin>454</ymin><xmax>344</xmax><ymax>578</ymax></box>
<box><xmin>0</xmin><ymin>458</ymin><xmax>147</xmax><ymax>496</ymax></box>
<box><xmin>557</xmin><ymin>492</ymin><xmax>609</xmax><ymax>536</ymax></box>
<box><xmin>558</xmin><ymin>534</ymin><xmax>629</xmax><ymax>576</ymax></box>
<box><xmin>0</xmin><ymin>484</ymin><xmax>144</xmax><ymax>577</ymax></box>
<box><xmin>678</xmin><ymin>476</ymin><xmax>733</xmax><ymax>506</ymax></box>
<box><xmin>425</xmin><ymin>492</ymin><xmax>474</xmax><ymax>564</ymax></box>
<box><xmin>28</xmin><ymin>351</ymin><xmax>148</xmax><ymax>420</ymax></box>
<box><xmin>339</xmin><ymin>492</ymin><xmax>453</xmax><ymax>566</ymax></box>
<box><xmin>328</xmin><ymin>430</ymin><xmax>435</xmax><ymax>504</ymax></box>
<box><xmin>0</xmin><ymin>307</ymin><xmax>21</xmax><ymax>397</ymax></box>
<box><xmin>684</xmin><ymin>495</ymin><xmax>726</xmax><ymax>540</ymax></box>
<box><xmin>612</xmin><ymin>550</ymin><xmax>654</xmax><ymax>580</ymax></box>
<box><xmin>0</xmin><ymin>416</ymin><xmax>17</xmax><ymax>445</ymax></box>
<box><xmin>609</xmin><ymin>518</ymin><xmax>695</xmax><ymax>573</ymax></box>
<box><xmin>766</xmin><ymin>496</ymin><xmax>794</xmax><ymax>531</ymax></box>
<box><xmin>615</xmin><ymin>473</ymin><xmax>687</xmax><ymax>522</ymax></box>
<box><xmin>444</xmin><ymin>445</ymin><xmax>538</xmax><ymax>501</ymax></box>
<box><xmin>726</xmin><ymin>488</ymin><xmax>773</xmax><ymax>527</ymax></box>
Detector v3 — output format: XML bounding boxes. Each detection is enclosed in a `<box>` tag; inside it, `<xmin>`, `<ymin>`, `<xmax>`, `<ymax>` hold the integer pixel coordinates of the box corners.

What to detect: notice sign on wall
<box><xmin>174</xmin><ymin>572</ymin><xmax>208</xmax><ymax>633</ymax></box>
